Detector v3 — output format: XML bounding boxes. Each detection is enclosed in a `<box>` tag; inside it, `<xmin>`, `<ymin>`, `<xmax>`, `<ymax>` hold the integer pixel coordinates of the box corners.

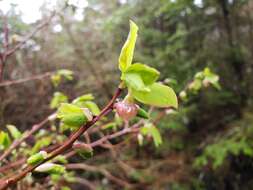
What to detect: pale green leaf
<box><xmin>6</xmin><ymin>124</ymin><xmax>21</xmax><ymax>139</ymax></box>
<box><xmin>32</xmin><ymin>137</ymin><xmax>52</xmax><ymax>154</ymax></box>
<box><xmin>27</xmin><ymin>151</ymin><xmax>47</xmax><ymax>165</ymax></box>
<box><xmin>119</xmin><ymin>20</ymin><xmax>138</xmax><ymax>72</ymax></box>
<box><xmin>123</xmin><ymin>72</ymin><xmax>150</xmax><ymax>92</ymax></box>
<box><xmin>140</xmin><ymin>123</ymin><xmax>162</xmax><ymax>147</ymax></box>
<box><xmin>82</xmin><ymin>101</ymin><xmax>100</xmax><ymax>115</ymax></box>
<box><xmin>35</xmin><ymin>163</ymin><xmax>65</xmax><ymax>174</ymax></box>
<box><xmin>72</xmin><ymin>94</ymin><xmax>94</xmax><ymax>104</ymax></box>
<box><xmin>57</xmin><ymin>103</ymin><xmax>87</xmax><ymax>127</ymax></box>
<box><xmin>50</xmin><ymin>92</ymin><xmax>68</xmax><ymax>109</ymax></box>
<box><xmin>57</xmin><ymin>69</ymin><xmax>73</xmax><ymax>80</ymax></box>
<box><xmin>51</xmin><ymin>74</ymin><xmax>61</xmax><ymax>87</ymax></box>
<box><xmin>123</xmin><ymin>63</ymin><xmax>160</xmax><ymax>85</ymax></box>
<box><xmin>149</xmin><ymin>126</ymin><xmax>162</xmax><ymax>147</ymax></box>
<box><xmin>0</xmin><ymin>131</ymin><xmax>11</xmax><ymax>150</ymax></box>
<box><xmin>101</xmin><ymin>122</ymin><xmax>117</xmax><ymax>130</ymax></box>
<box><xmin>132</xmin><ymin>82</ymin><xmax>178</xmax><ymax>108</ymax></box>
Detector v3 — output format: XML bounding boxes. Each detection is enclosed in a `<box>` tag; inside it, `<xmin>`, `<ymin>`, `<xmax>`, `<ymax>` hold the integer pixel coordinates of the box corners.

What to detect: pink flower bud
<box><xmin>114</xmin><ymin>101</ymin><xmax>138</xmax><ymax>121</ymax></box>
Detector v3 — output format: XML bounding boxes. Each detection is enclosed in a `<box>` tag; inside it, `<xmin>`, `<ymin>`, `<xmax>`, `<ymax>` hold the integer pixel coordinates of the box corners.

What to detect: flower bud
<box><xmin>114</xmin><ymin>101</ymin><xmax>138</xmax><ymax>121</ymax></box>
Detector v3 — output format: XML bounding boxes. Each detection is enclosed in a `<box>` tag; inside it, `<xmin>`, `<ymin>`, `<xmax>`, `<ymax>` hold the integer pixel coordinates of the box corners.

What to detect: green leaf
<box><xmin>189</xmin><ymin>79</ymin><xmax>202</xmax><ymax>91</ymax></box>
<box><xmin>140</xmin><ymin>123</ymin><xmax>162</xmax><ymax>147</ymax></box>
<box><xmin>72</xmin><ymin>94</ymin><xmax>94</xmax><ymax>104</ymax></box>
<box><xmin>136</xmin><ymin>107</ymin><xmax>149</xmax><ymax>119</ymax></box>
<box><xmin>27</xmin><ymin>151</ymin><xmax>47</xmax><ymax>165</ymax></box>
<box><xmin>6</xmin><ymin>124</ymin><xmax>21</xmax><ymax>139</ymax></box>
<box><xmin>35</xmin><ymin>163</ymin><xmax>65</xmax><ymax>174</ymax></box>
<box><xmin>57</xmin><ymin>103</ymin><xmax>87</xmax><ymax>128</ymax></box>
<box><xmin>119</xmin><ymin>20</ymin><xmax>138</xmax><ymax>72</ymax></box>
<box><xmin>82</xmin><ymin>101</ymin><xmax>100</xmax><ymax>115</ymax></box>
<box><xmin>50</xmin><ymin>92</ymin><xmax>68</xmax><ymax>109</ymax></box>
<box><xmin>32</xmin><ymin>137</ymin><xmax>52</xmax><ymax>154</ymax></box>
<box><xmin>72</xmin><ymin>94</ymin><xmax>100</xmax><ymax>115</ymax></box>
<box><xmin>57</xmin><ymin>69</ymin><xmax>73</xmax><ymax>80</ymax></box>
<box><xmin>132</xmin><ymin>82</ymin><xmax>178</xmax><ymax>108</ymax></box>
<box><xmin>54</xmin><ymin>155</ymin><xmax>68</xmax><ymax>164</ymax></box>
<box><xmin>123</xmin><ymin>63</ymin><xmax>160</xmax><ymax>85</ymax></box>
<box><xmin>0</xmin><ymin>131</ymin><xmax>11</xmax><ymax>150</ymax></box>
<box><xmin>51</xmin><ymin>74</ymin><xmax>61</xmax><ymax>87</ymax></box>
<box><xmin>101</xmin><ymin>122</ymin><xmax>117</xmax><ymax>130</ymax></box>
<box><xmin>51</xmin><ymin>69</ymin><xmax>73</xmax><ymax>87</ymax></box>
<box><xmin>74</xmin><ymin>144</ymin><xmax>93</xmax><ymax>159</ymax></box>
<box><xmin>61</xmin><ymin>187</ymin><xmax>71</xmax><ymax>190</ymax></box>
<box><xmin>123</xmin><ymin>72</ymin><xmax>150</xmax><ymax>92</ymax></box>
<box><xmin>149</xmin><ymin>126</ymin><xmax>162</xmax><ymax>147</ymax></box>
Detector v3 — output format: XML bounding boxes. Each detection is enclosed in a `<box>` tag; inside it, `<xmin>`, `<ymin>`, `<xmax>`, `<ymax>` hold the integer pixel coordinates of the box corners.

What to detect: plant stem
<box><xmin>0</xmin><ymin>87</ymin><xmax>122</xmax><ymax>190</ymax></box>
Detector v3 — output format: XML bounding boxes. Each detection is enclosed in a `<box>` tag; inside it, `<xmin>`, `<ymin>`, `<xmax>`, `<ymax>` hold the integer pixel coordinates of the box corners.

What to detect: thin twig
<box><xmin>0</xmin><ymin>72</ymin><xmax>52</xmax><ymax>87</ymax></box>
<box><xmin>73</xmin><ymin>177</ymin><xmax>96</xmax><ymax>190</ymax></box>
<box><xmin>0</xmin><ymin>113</ymin><xmax>55</xmax><ymax>162</ymax></box>
<box><xmin>0</xmin><ymin>87</ymin><xmax>122</xmax><ymax>190</ymax></box>
<box><xmin>66</xmin><ymin>163</ymin><xmax>132</xmax><ymax>188</ymax></box>
<box><xmin>0</xmin><ymin>11</ymin><xmax>56</xmax><ymax>81</ymax></box>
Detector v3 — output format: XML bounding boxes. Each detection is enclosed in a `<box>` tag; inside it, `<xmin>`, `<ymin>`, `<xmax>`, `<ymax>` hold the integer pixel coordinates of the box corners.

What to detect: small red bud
<box><xmin>114</xmin><ymin>101</ymin><xmax>138</xmax><ymax>121</ymax></box>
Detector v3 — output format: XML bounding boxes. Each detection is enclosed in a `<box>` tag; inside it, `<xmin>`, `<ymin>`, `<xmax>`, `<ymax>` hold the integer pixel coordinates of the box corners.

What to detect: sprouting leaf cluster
<box><xmin>119</xmin><ymin>20</ymin><xmax>178</xmax><ymax>108</ymax></box>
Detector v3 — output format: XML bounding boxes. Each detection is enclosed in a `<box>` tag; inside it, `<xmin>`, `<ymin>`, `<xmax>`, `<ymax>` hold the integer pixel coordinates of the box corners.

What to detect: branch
<box><xmin>0</xmin><ymin>72</ymin><xmax>52</xmax><ymax>87</ymax></box>
<box><xmin>0</xmin><ymin>87</ymin><xmax>122</xmax><ymax>190</ymax></box>
<box><xmin>0</xmin><ymin>113</ymin><xmax>55</xmax><ymax>162</ymax></box>
<box><xmin>0</xmin><ymin>11</ymin><xmax>56</xmax><ymax>81</ymax></box>
<box><xmin>5</xmin><ymin>12</ymin><xmax>56</xmax><ymax>59</ymax></box>
<box><xmin>90</xmin><ymin>126</ymin><xmax>139</xmax><ymax>147</ymax></box>
<box><xmin>73</xmin><ymin>177</ymin><xmax>96</xmax><ymax>190</ymax></box>
<box><xmin>66</xmin><ymin>163</ymin><xmax>132</xmax><ymax>188</ymax></box>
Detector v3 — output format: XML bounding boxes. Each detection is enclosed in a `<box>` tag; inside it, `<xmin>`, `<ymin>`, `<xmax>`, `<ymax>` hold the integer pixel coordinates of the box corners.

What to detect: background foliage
<box><xmin>1</xmin><ymin>0</ymin><xmax>253</xmax><ymax>189</ymax></box>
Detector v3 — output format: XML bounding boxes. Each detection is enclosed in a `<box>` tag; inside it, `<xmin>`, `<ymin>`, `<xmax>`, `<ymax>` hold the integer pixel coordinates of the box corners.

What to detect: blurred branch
<box><xmin>0</xmin><ymin>72</ymin><xmax>52</xmax><ymax>87</ymax></box>
<box><xmin>72</xmin><ymin>177</ymin><xmax>96</xmax><ymax>190</ymax></box>
<box><xmin>66</xmin><ymin>163</ymin><xmax>132</xmax><ymax>188</ymax></box>
<box><xmin>0</xmin><ymin>158</ymin><xmax>26</xmax><ymax>174</ymax></box>
<box><xmin>0</xmin><ymin>11</ymin><xmax>56</xmax><ymax>81</ymax></box>
<box><xmin>0</xmin><ymin>87</ymin><xmax>122</xmax><ymax>190</ymax></box>
<box><xmin>0</xmin><ymin>113</ymin><xmax>55</xmax><ymax>162</ymax></box>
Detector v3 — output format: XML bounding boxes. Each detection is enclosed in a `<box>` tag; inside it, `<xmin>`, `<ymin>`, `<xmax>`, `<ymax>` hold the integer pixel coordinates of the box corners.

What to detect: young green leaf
<box><xmin>61</xmin><ymin>186</ymin><xmax>71</xmax><ymax>190</ymax></box>
<box><xmin>27</xmin><ymin>151</ymin><xmax>47</xmax><ymax>165</ymax></box>
<box><xmin>72</xmin><ymin>94</ymin><xmax>100</xmax><ymax>115</ymax></box>
<box><xmin>149</xmin><ymin>125</ymin><xmax>162</xmax><ymax>147</ymax></box>
<box><xmin>0</xmin><ymin>131</ymin><xmax>11</xmax><ymax>150</ymax></box>
<box><xmin>54</xmin><ymin>155</ymin><xmax>68</xmax><ymax>164</ymax></box>
<box><xmin>6</xmin><ymin>124</ymin><xmax>21</xmax><ymax>139</ymax></box>
<box><xmin>141</xmin><ymin>123</ymin><xmax>162</xmax><ymax>147</ymax></box>
<box><xmin>74</xmin><ymin>143</ymin><xmax>93</xmax><ymax>159</ymax></box>
<box><xmin>132</xmin><ymin>82</ymin><xmax>178</xmax><ymax>108</ymax></box>
<box><xmin>101</xmin><ymin>122</ymin><xmax>117</xmax><ymax>130</ymax></box>
<box><xmin>136</xmin><ymin>107</ymin><xmax>149</xmax><ymax>119</ymax></box>
<box><xmin>122</xmin><ymin>63</ymin><xmax>160</xmax><ymax>85</ymax></box>
<box><xmin>119</xmin><ymin>20</ymin><xmax>138</xmax><ymax>72</ymax></box>
<box><xmin>32</xmin><ymin>137</ymin><xmax>52</xmax><ymax>154</ymax></box>
<box><xmin>35</xmin><ymin>163</ymin><xmax>65</xmax><ymax>174</ymax></box>
<box><xmin>72</xmin><ymin>94</ymin><xmax>94</xmax><ymax>104</ymax></box>
<box><xmin>57</xmin><ymin>103</ymin><xmax>88</xmax><ymax>128</ymax></box>
<box><xmin>81</xmin><ymin>101</ymin><xmax>100</xmax><ymax>115</ymax></box>
<box><xmin>123</xmin><ymin>72</ymin><xmax>150</xmax><ymax>92</ymax></box>
<box><xmin>50</xmin><ymin>92</ymin><xmax>68</xmax><ymax>109</ymax></box>
<box><xmin>57</xmin><ymin>69</ymin><xmax>73</xmax><ymax>80</ymax></box>
<box><xmin>51</xmin><ymin>74</ymin><xmax>61</xmax><ymax>87</ymax></box>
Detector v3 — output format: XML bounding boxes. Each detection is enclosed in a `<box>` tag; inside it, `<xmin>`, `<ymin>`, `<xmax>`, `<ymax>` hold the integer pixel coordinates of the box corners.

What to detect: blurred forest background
<box><xmin>1</xmin><ymin>0</ymin><xmax>253</xmax><ymax>189</ymax></box>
